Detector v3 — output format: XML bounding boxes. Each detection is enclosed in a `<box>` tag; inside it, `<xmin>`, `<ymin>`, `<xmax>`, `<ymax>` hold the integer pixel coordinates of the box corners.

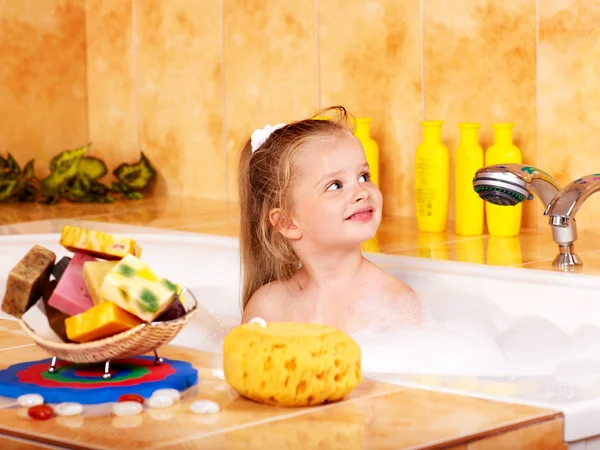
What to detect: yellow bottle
<box><xmin>455</xmin><ymin>123</ymin><xmax>484</xmax><ymax>236</ymax></box>
<box><xmin>485</xmin><ymin>124</ymin><xmax>523</xmax><ymax>237</ymax></box>
<box><xmin>415</xmin><ymin>121</ymin><xmax>449</xmax><ymax>232</ymax></box>
<box><xmin>354</xmin><ymin>118</ymin><xmax>380</xmax><ymax>186</ymax></box>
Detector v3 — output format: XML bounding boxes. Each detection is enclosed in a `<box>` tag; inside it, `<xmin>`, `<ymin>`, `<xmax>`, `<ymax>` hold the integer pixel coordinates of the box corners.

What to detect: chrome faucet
<box><xmin>544</xmin><ymin>173</ymin><xmax>600</xmax><ymax>269</ymax></box>
<box><xmin>472</xmin><ymin>164</ymin><xmax>581</xmax><ymax>271</ymax></box>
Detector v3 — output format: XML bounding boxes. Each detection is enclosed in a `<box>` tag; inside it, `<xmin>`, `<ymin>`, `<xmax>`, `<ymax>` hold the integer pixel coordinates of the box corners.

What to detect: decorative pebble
<box><xmin>189</xmin><ymin>400</ymin><xmax>220</xmax><ymax>415</ymax></box>
<box><xmin>18</xmin><ymin>394</ymin><xmax>44</xmax><ymax>408</ymax></box>
<box><xmin>56</xmin><ymin>402</ymin><xmax>83</xmax><ymax>417</ymax></box>
<box><xmin>212</xmin><ymin>369</ymin><xmax>225</xmax><ymax>380</ymax></box>
<box><xmin>248</xmin><ymin>317</ymin><xmax>267</xmax><ymax>327</ymax></box>
<box><xmin>151</xmin><ymin>388</ymin><xmax>181</xmax><ymax>402</ymax></box>
<box><xmin>118</xmin><ymin>394</ymin><xmax>145</xmax><ymax>405</ymax></box>
<box><xmin>147</xmin><ymin>395</ymin><xmax>174</xmax><ymax>409</ymax></box>
<box><xmin>112</xmin><ymin>401</ymin><xmax>143</xmax><ymax>417</ymax></box>
<box><xmin>28</xmin><ymin>404</ymin><xmax>54</xmax><ymax>420</ymax></box>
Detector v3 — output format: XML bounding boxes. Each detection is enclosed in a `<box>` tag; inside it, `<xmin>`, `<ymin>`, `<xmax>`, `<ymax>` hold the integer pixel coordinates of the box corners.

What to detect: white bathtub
<box><xmin>2</xmin><ymin>229</ymin><xmax>600</xmax><ymax>443</ymax></box>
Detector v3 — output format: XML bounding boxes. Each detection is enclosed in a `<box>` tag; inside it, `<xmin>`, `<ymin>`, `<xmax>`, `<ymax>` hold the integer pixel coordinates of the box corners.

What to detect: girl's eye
<box><xmin>326</xmin><ymin>181</ymin><xmax>342</xmax><ymax>191</ymax></box>
<box><xmin>359</xmin><ymin>173</ymin><xmax>371</xmax><ymax>183</ymax></box>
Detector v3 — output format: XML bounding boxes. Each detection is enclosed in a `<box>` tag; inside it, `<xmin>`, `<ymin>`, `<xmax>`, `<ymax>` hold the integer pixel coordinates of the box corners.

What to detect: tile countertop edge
<box><xmin>410</xmin><ymin>416</ymin><xmax>565</xmax><ymax>450</ymax></box>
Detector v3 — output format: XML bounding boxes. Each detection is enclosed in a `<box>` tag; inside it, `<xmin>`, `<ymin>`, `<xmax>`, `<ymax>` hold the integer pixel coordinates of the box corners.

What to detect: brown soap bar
<box><xmin>1</xmin><ymin>245</ymin><xmax>56</xmax><ymax>319</ymax></box>
<box><xmin>155</xmin><ymin>299</ymin><xmax>186</xmax><ymax>322</ymax></box>
<box><xmin>41</xmin><ymin>280</ymin><xmax>72</xmax><ymax>342</ymax></box>
<box><xmin>51</xmin><ymin>256</ymin><xmax>71</xmax><ymax>282</ymax></box>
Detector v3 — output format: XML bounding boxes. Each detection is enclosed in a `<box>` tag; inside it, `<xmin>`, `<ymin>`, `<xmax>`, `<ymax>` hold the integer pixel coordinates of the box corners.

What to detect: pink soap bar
<box><xmin>48</xmin><ymin>252</ymin><xmax>96</xmax><ymax>316</ymax></box>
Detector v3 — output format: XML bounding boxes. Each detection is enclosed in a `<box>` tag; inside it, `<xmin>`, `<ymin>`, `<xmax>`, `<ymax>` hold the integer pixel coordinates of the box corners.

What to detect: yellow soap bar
<box><xmin>100</xmin><ymin>254</ymin><xmax>178</xmax><ymax>322</ymax></box>
<box><xmin>60</xmin><ymin>225</ymin><xmax>142</xmax><ymax>260</ymax></box>
<box><xmin>65</xmin><ymin>301</ymin><xmax>143</xmax><ymax>343</ymax></box>
<box><xmin>82</xmin><ymin>261</ymin><xmax>117</xmax><ymax>305</ymax></box>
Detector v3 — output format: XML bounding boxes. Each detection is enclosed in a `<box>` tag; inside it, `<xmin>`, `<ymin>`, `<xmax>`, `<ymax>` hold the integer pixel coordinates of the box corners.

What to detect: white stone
<box><xmin>248</xmin><ymin>317</ymin><xmax>267</xmax><ymax>327</ymax></box>
<box><xmin>56</xmin><ymin>402</ymin><xmax>83</xmax><ymax>417</ymax></box>
<box><xmin>151</xmin><ymin>388</ymin><xmax>181</xmax><ymax>402</ymax></box>
<box><xmin>147</xmin><ymin>395</ymin><xmax>174</xmax><ymax>409</ymax></box>
<box><xmin>112</xmin><ymin>401</ymin><xmax>143</xmax><ymax>416</ymax></box>
<box><xmin>17</xmin><ymin>394</ymin><xmax>44</xmax><ymax>407</ymax></box>
<box><xmin>212</xmin><ymin>369</ymin><xmax>225</xmax><ymax>380</ymax></box>
<box><xmin>189</xmin><ymin>400</ymin><xmax>220</xmax><ymax>414</ymax></box>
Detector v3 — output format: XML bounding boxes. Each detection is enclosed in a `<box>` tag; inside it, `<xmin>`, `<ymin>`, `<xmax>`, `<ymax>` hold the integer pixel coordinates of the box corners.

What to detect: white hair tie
<box><xmin>250</xmin><ymin>123</ymin><xmax>286</xmax><ymax>153</ymax></box>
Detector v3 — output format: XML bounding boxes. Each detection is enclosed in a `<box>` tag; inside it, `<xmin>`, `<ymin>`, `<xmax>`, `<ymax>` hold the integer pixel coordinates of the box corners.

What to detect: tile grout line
<box><xmin>315</xmin><ymin>0</ymin><xmax>321</xmax><ymax>110</ymax></box>
<box><xmin>132</xmin><ymin>0</ymin><xmax>141</xmax><ymax>158</ymax></box>
<box><xmin>535</xmin><ymin>0</ymin><xmax>540</xmax><ymax>230</ymax></box>
<box><xmin>148</xmin><ymin>386</ymin><xmax>407</xmax><ymax>449</ymax></box>
<box><xmin>420</xmin><ymin>0</ymin><xmax>425</xmax><ymax>121</ymax></box>
<box><xmin>220</xmin><ymin>0</ymin><xmax>228</xmax><ymax>203</ymax></box>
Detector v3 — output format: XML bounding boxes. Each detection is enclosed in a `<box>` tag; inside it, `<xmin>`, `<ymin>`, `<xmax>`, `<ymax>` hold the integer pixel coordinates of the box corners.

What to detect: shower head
<box><xmin>472</xmin><ymin>164</ymin><xmax>561</xmax><ymax>208</ymax></box>
<box><xmin>473</xmin><ymin>171</ymin><xmax>530</xmax><ymax>206</ymax></box>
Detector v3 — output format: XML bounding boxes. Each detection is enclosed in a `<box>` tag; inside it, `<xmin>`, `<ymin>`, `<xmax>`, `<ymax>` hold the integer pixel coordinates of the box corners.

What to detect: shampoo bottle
<box><xmin>455</xmin><ymin>123</ymin><xmax>484</xmax><ymax>236</ymax></box>
<box><xmin>415</xmin><ymin>120</ymin><xmax>449</xmax><ymax>232</ymax></box>
<box><xmin>354</xmin><ymin>118</ymin><xmax>380</xmax><ymax>186</ymax></box>
<box><xmin>485</xmin><ymin>124</ymin><xmax>523</xmax><ymax>237</ymax></box>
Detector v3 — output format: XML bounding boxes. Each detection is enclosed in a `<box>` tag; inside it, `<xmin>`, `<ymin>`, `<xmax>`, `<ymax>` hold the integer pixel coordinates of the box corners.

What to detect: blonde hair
<box><xmin>238</xmin><ymin>106</ymin><xmax>355</xmax><ymax>311</ymax></box>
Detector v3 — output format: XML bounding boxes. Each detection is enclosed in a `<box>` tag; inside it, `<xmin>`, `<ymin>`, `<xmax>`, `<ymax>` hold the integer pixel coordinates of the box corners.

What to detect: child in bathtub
<box><xmin>238</xmin><ymin>106</ymin><xmax>420</xmax><ymax>333</ymax></box>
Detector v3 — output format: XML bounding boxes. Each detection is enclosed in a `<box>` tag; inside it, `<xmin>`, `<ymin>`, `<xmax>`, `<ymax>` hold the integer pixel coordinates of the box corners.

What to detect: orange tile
<box><xmin>424</xmin><ymin>0</ymin><xmax>538</xmax><ymax>228</ymax></box>
<box><xmin>467</xmin><ymin>418</ymin><xmax>566</xmax><ymax>450</ymax></box>
<box><xmin>175</xmin><ymin>388</ymin><xmax>559</xmax><ymax>450</ymax></box>
<box><xmin>224</xmin><ymin>0</ymin><xmax>319</xmax><ymax>202</ymax></box>
<box><xmin>0</xmin><ymin>345</ymin><xmax>399</xmax><ymax>450</ymax></box>
<box><xmin>538</xmin><ymin>0</ymin><xmax>600</xmax><ymax>233</ymax></box>
<box><xmin>0</xmin><ymin>0</ymin><xmax>88</xmax><ymax>177</ymax></box>
<box><xmin>319</xmin><ymin>0</ymin><xmax>422</xmax><ymax>219</ymax></box>
<box><xmin>136</xmin><ymin>0</ymin><xmax>225</xmax><ymax>199</ymax></box>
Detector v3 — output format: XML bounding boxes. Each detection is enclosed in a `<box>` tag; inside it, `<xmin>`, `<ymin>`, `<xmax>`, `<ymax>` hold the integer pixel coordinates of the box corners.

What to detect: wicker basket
<box><xmin>19</xmin><ymin>288</ymin><xmax>199</xmax><ymax>365</ymax></box>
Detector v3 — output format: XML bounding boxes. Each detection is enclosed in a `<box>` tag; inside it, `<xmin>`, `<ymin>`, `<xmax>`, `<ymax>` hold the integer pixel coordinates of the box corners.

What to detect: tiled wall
<box><xmin>2</xmin><ymin>0</ymin><xmax>600</xmax><ymax>231</ymax></box>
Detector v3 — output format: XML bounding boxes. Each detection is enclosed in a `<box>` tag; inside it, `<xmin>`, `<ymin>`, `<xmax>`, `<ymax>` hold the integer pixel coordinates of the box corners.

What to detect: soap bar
<box><xmin>41</xmin><ymin>280</ymin><xmax>71</xmax><ymax>342</ymax></box>
<box><xmin>51</xmin><ymin>256</ymin><xmax>71</xmax><ymax>281</ymax></box>
<box><xmin>60</xmin><ymin>225</ymin><xmax>142</xmax><ymax>260</ymax></box>
<box><xmin>100</xmin><ymin>254</ymin><xmax>178</xmax><ymax>322</ymax></box>
<box><xmin>1</xmin><ymin>245</ymin><xmax>56</xmax><ymax>319</ymax></box>
<box><xmin>82</xmin><ymin>261</ymin><xmax>118</xmax><ymax>305</ymax></box>
<box><xmin>21</xmin><ymin>298</ymin><xmax>65</xmax><ymax>343</ymax></box>
<box><xmin>156</xmin><ymin>299</ymin><xmax>186</xmax><ymax>322</ymax></box>
<box><xmin>48</xmin><ymin>252</ymin><xmax>96</xmax><ymax>316</ymax></box>
<box><xmin>65</xmin><ymin>301</ymin><xmax>143</xmax><ymax>343</ymax></box>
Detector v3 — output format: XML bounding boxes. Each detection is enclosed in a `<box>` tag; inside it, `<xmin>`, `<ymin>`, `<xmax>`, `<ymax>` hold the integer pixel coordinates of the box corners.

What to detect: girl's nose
<box><xmin>353</xmin><ymin>185</ymin><xmax>370</xmax><ymax>202</ymax></box>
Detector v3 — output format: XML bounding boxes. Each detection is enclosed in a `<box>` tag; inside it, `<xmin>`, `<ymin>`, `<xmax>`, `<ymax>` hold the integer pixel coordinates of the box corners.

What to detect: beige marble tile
<box><xmin>0</xmin><ymin>345</ymin><xmax>399</xmax><ymax>450</ymax></box>
<box><xmin>181</xmin><ymin>388</ymin><xmax>560</xmax><ymax>450</ymax></box>
<box><xmin>319</xmin><ymin>0</ymin><xmax>422</xmax><ymax>219</ymax></box>
<box><xmin>538</xmin><ymin>0</ymin><xmax>600</xmax><ymax>233</ymax></box>
<box><xmin>0</xmin><ymin>0</ymin><xmax>88</xmax><ymax>177</ymax></box>
<box><xmin>467</xmin><ymin>417</ymin><xmax>566</xmax><ymax>450</ymax></box>
<box><xmin>85</xmin><ymin>0</ymin><xmax>139</xmax><ymax>178</ymax></box>
<box><xmin>424</xmin><ymin>0</ymin><xmax>538</xmax><ymax>228</ymax></box>
<box><xmin>224</xmin><ymin>0</ymin><xmax>319</xmax><ymax>202</ymax></box>
<box><xmin>136</xmin><ymin>0</ymin><xmax>225</xmax><ymax>199</ymax></box>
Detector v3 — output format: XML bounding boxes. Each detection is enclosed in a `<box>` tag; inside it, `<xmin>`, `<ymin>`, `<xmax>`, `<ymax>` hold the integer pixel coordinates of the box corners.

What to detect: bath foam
<box><xmin>48</xmin><ymin>252</ymin><xmax>96</xmax><ymax>316</ymax></box>
<box><xmin>223</xmin><ymin>322</ymin><xmax>361</xmax><ymax>407</ymax></box>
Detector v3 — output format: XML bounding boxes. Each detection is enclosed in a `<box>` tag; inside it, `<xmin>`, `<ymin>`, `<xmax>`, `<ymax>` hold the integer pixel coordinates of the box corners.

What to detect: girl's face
<box><xmin>290</xmin><ymin>131</ymin><xmax>382</xmax><ymax>250</ymax></box>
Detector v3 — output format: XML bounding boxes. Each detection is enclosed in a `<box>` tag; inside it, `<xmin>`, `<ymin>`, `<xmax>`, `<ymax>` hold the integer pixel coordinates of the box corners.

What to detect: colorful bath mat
<box><xmin>0</xmin><ymin>356</ymin><xmax>198</xmax><ymax>404</ymax></box>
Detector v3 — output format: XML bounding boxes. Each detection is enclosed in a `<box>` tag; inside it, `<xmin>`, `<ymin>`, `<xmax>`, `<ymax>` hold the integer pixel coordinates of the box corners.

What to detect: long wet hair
<box><xmin>238</xmin><ymin>106</ymin><xmax>355</xmax><ymax>311</ymax></box>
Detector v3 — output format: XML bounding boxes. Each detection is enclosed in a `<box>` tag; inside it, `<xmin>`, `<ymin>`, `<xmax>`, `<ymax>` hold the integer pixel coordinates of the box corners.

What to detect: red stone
<box><xmin>28</xmin><ymin>404</ymin><xmax>54</xmax><ymax>420</ymax></box>
<box><xmin>118</xmin><ymin>394</ymin><xmax>144</xmax><ymax>404</ymax></box>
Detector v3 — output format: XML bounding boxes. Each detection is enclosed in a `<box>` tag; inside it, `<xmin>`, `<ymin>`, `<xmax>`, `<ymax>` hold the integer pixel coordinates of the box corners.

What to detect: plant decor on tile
<box><xmin>0</xmin><ymin>144</ymin><xmax>156</xmax><ymax>204</ymax></box>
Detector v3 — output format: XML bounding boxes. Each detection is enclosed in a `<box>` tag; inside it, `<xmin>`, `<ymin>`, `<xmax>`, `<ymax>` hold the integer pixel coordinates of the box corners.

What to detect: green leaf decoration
<box><xmin>0</xmin><ymin>178</ymin><xmax>18</xmax><ymax>201</ymax></box>
<box><xmin>22</xmin><ymin>160</ymin><xmax>34</xmax><ymax>179</ymax></box>
<box><xmin>0</xmin><ymin>144</ymin><xmax>155</xmax><ymax>204</ymax></box>
<box><xmin>79</xmin><ymin>157</ymin><xmax>107</xmax><ymax>181</ymax></box>
<box><xmin>113</xmin><ymin>153</ymin><xmax>156</xmax><ymax>191</ymax></box>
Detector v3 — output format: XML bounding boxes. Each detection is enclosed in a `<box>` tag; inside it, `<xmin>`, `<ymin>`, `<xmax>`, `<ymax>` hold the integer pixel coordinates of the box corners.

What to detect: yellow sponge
<box><xmin>223</xmin><ymin>322</ymin><xmax>362</xmax><ymax>407</ymax></box>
